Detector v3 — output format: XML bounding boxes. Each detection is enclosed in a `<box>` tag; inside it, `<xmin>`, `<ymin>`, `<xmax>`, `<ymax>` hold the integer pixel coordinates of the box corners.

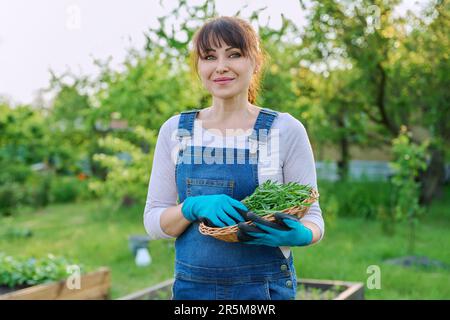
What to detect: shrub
<box><xmin>49</xmin><ymin>175</ymin><xmax>90</xmax><ymax>203</ymax></box>
<box><xmin>23</xmin><ymin>172</ymin><xmax>52</xmax><ymax>208</ymax></box>
<box><xmin>319</xmin><ymin>179</ymin><xmax>393</xmax><ymax>219</ymax></box>
<box><xmin>0</xmin><ymin>252</ymin><xmax>83</xmax><ymax>288</ymax></box>
<box><xmin>89</xmin><ymin>126</ymin><xmax>156</xmax><ymax>208</ymax></box>
<box><xmin>0</xmin><ymin>183</ymin><xmax>24</xmax><ymax>216</ymax></box>
<box><xmin>0</xmin><ymin>163</ymin><xmax>31</xmax><ymax>216</ymax></box>
<box><xmin>0</xmin><ymin>163</ymin><xmax>32</xmax><ymax>185</ymax></box>
<box><xmin>389</xmin><ymin>126</ymin><xmax>428</xmax><ymax>253</ymax></box>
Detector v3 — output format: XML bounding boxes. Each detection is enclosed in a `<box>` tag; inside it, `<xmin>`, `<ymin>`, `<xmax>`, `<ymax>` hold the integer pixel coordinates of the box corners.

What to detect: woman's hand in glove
<box><xmin>181</xmin><ymin>194</ymin><xmax>248</xmax><ymax>228</ymax></box>
<box><xmin>237</xmin><ymin>212</ymin><xmax>313</xmax><ymax>247</ymax></box>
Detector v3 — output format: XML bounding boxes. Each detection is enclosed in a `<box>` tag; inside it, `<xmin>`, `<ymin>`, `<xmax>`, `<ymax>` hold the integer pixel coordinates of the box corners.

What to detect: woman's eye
<box><xmin>203</xmin><ymin>53</ymin><xmax>241</xmax><ymax>60</ymax></box>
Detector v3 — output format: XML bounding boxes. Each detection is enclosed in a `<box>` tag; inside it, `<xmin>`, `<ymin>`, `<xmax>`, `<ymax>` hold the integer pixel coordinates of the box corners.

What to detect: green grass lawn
<box><xmin>1</xmin><ymin>187</ymin><xmax>449</xmax><ymax>299</ymax></box>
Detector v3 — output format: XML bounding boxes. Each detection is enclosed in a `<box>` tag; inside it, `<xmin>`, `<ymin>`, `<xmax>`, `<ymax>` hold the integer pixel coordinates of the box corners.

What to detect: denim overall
<box><xmin>172</xmin><ymin>108</ymin><xmax>297</xmax><ymax>300</ymax></box>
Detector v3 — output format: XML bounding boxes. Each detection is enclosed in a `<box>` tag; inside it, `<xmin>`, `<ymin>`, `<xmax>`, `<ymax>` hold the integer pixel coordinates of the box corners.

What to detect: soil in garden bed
<box><xmin>296</xmin><ymin>284</ymin><xmax>347</xmax><ymax>300</ymax></box>
<box><xmin>0</xmin><ymin>284</ymin><xmax>31</xmax><ymax>296</ymax></box>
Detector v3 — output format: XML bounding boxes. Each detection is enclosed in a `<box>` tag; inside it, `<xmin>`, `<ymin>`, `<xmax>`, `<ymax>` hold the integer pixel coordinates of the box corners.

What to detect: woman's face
<box><xmin>197</xmin><ymin>41</ymin><xmax>256</xmax><ymax>101</ymax></box>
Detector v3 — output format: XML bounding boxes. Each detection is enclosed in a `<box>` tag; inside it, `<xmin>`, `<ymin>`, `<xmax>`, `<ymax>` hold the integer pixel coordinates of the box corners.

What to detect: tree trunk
<box><xmin>418</xmin><ymin>145</ymin><xmax>446</xmax><ymax>205</ymax></box>
<box><xmin>337</xmin><ymin>137</ymin><xmax>350</xmax><ymax>181</ymax></box>
<box><xmin>337</xmin><ymin>115</ymin><xmax>350</xmax><ymax>181</ymax></box>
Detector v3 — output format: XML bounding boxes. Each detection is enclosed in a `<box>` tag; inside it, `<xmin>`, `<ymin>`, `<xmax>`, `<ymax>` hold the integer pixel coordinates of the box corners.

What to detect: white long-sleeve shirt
<box><xmin>143</xmin><ymin>111</ymin><xmax>325</xmax><ymax>256</ymax></box>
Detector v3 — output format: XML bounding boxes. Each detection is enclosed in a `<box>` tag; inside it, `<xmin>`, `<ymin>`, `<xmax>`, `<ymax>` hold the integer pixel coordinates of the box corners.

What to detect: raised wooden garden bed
<box><xmin>296</xmin><ymin>279</ymin><xmax>365</xmax><ymax>300</ymax></box>
<box><xmin>0</xmin><ymin>267</ymin><xmax>111</xmax><ymax>300</ymax></box>
<box><xmin>118</xmin><ymin>278</ymin><xmax>364</xmax><ymax>300</ymax></box>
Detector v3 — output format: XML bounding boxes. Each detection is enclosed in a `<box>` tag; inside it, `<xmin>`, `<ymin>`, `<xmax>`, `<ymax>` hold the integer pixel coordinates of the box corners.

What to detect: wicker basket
<box><xmin>199</xmin><ymin>188</ymin><xmax>319</xmax><ymax>242</ymax></box>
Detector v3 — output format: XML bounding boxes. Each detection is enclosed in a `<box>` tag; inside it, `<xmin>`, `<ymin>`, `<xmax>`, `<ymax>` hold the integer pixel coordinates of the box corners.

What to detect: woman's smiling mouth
<box><xmin>213</xmin><ymin>77</ymin><xmax>235</xmax><ymax>85</ymax></box>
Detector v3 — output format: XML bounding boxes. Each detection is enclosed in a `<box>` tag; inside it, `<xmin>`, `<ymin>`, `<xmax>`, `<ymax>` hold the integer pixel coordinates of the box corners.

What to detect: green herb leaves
<box><xmin>241</xmin><ymin>180</ymin><xmax>313</xmax><ymax>216</ymax></box>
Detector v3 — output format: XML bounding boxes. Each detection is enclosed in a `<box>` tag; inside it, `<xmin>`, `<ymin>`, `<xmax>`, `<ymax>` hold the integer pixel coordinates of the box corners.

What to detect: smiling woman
<box><xmin>143</xmin><ymin>16</ymin><xmax>324</xmax><ymax>301</ymax></box>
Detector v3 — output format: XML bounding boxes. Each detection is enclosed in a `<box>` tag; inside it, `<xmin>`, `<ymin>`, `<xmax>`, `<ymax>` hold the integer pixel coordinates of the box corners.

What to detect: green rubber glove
<box><xmin>181</xmin><ymin>194</ymin><xmax>248</xmax><ymax>228</ymax></box>
<box><xmin>237</xmin><ymin>212</ymin><xmax>313</xmax><ymax>246</ymax></box>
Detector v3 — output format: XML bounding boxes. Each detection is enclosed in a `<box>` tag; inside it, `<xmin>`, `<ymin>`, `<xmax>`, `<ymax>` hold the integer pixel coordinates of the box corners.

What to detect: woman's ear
<box><xmin>251</xmin><ymin>56</ymin><xmax>259</xmax><ymax>74</ymax></box>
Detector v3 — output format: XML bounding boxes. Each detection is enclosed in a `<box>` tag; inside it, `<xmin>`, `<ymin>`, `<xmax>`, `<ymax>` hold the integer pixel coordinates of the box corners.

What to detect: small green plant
<box><xmin>328</xmin><ymin>285</ymin><xmax>345</xmax><ymax>299</ymax></box>
<box><xmin>296</xmin><ymin>283</ymin><xmax>346</xmax><ymax>300</ymax></box>
<box><xmin>389</xmin><ymin>126</ymin><xmax>429</xmax><ymax>254</ymax></box>
<box><xmin>154</xmin><ymin>289</ymin><xmax>171</xmax><ymax>300</ymax></box>
<box><xmin>309</xmin><ymin>287</ymin><xmax>323</xmax><ymax>300</ymax></box>
<box><xmin>0</xmin><ymin>252</ymin><xmax>82</xmax><ymax>288</ymax></box>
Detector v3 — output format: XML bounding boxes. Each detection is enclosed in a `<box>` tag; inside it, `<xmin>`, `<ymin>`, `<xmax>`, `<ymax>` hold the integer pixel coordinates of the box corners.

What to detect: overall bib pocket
<box><xmin>186</xmin><ymin>178</ymin><xmax>235</xmax><ymax>198</ymax></box>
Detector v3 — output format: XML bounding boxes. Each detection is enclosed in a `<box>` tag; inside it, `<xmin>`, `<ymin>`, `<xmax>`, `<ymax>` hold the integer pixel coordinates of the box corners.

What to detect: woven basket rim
<box><xmin>198</xmin><ymin>187</ymin><xmax>319</xmax><ymax>240</ymax></box>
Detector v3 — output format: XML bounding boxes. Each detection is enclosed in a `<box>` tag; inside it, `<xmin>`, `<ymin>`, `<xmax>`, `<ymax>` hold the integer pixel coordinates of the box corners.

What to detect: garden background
<box><xmin>1</xmin><ymin>0</ymin><xmax>449</xmax><ymax>299</ymax></box>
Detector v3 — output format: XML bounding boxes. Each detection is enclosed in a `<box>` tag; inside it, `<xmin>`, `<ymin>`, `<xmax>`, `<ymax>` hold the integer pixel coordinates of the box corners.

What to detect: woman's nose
<box><xmin>215</xmin><ymin>58</ymin><xmax>229</xmax><ymax>74</ymax></box>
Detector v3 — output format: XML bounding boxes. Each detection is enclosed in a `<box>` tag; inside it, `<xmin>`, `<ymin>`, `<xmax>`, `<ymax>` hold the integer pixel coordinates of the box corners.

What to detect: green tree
<box><xmin>402</xmin><ymin>0</ymin><xmax>450</xmax><ymax>203</ymax></box>
<box><xmin>92</xmin><ymin>48</ymin><xmax>203</xmax><ymax>131</ymax></box>
<box><xmin>89</xmin><ymin>126</ymin><xmax>157</xmax><ymax>208</ymax></box>
<box><xmin>302</xmin><ymin>0</ymin><xmax>449</xmax><ymax>201</ymax></box>
<box><xmin>0</xmin><ymin>101</ymin><xmax>54</xmax><ymax>213</ymax></box>
<box><xmin>46</xmin><ymin>76</ymin><xmax>95</xmax><ymax>175</ymax></box>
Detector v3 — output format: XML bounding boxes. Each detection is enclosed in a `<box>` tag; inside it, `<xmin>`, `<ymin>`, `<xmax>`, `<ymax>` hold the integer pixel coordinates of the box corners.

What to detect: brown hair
<box><xmin>189</xmin><ymin>16</ymin><xmax>266</xmax><ymax>104</ymax></box>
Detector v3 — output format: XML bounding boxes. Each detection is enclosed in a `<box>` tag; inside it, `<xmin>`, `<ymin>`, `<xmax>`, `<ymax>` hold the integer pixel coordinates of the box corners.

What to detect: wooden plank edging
<box><xmin>0</xmin><ymin>267</ymin><xmax>110</xmax><ymax>300</ymax></box>
<box><xmin>117</xmin><ymin>278</ymin><xmax>175</xmax><ymax>300</ymax></box>
<box><xmin>117</xmin><ymin>277</ymin><xmax>365</xmax><ymax>300</ymax></box>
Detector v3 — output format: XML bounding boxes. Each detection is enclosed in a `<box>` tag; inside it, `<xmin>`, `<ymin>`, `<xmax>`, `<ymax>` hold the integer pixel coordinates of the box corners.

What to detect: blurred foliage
<box><xmin>88</xmin><ymin>126</ymin><xmax>157</xmax><ymax>208</ymax></box>
<box><xmin>49</xmin><ymin>175</ymin><xmax>92</xmax><ymax>204</ymax></box>
<box><xmin>301</xmin><ymin>0</ymin><xmax>449</xmax><ymax>199</ymax></box>
<box><xmin>390</xmin><ymin>126</ymin><xmax>429</xmax><ymax>253</ymax></box>
<box><xmin>0</xmin><ymin>0</ymin><xmax>448</xmax><ymax>215</ymax></box>
<box><xmin>0</xmin><ymin>252</ymin><xmax>82</xmax><ymax>288</ymax></box>
<box><xmin>319</xmin><ymin>179</ymin><xmax>393</xmax><ymax>220</ymax></box>
<box><xmin>92</xmin><ymin>47</ymin><xmax>203</xmax><ymax>131</ymax></box>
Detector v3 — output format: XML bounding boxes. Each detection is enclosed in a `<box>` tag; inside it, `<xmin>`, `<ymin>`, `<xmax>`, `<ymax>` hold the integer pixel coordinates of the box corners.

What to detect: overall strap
<box><xmin>249</xmin><ymin>108</ymin><xmax>279</xmax><ymax>154</ymax></box>
<box><xmin>176</xmin><ymin>110</ymin><xmax>199</xmax><ymax>150</ymax></box>
<box><xmin>177</xmin><ymin>110</ymin><xmax>199</xmax><ymax>136</ymax></box>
